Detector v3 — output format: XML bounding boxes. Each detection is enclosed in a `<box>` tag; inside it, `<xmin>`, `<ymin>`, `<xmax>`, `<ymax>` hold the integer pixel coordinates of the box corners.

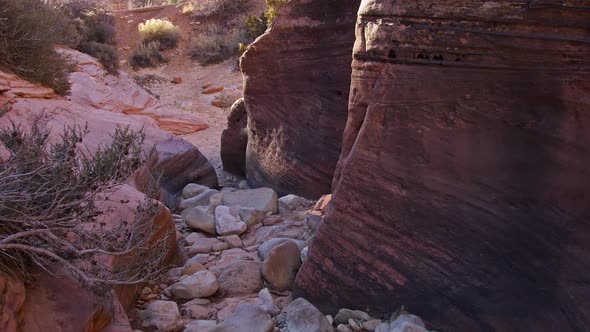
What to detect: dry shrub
<box><xmin>189</xmin><ymin>0</ymin><xmax>251</xmax><ymax>18</ymax></box>
<box><xmin>0</xmin><ymin>114</ymin><xmax>169</xmax><ymax>290</ymax></box>
<box><xmin>138</xmin><ymin>18</ymin><xmax>180</xmax><ymax>50</ymax></box>
<box><xmin>0</xmin><ymin>0</ymin><xmax>78</xmax><ymax>95</ymax></box>
<box><xmin>131</xmin><ymin>41</ymin><xmax>166</xmax><ymax>68</ymax></box>
<box><xmin>190</xmin><ymin>27</ymin><xmax>245</xmax><ymax>65</ymax></box>
<box><xmin>62</xmin><ymin>0</ymin><xmax>119</xmax><ymax>73</ymax></box>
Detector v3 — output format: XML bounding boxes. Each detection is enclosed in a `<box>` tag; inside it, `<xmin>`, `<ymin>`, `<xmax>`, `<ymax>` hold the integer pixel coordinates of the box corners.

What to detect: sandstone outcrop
<box><xmin>0</xmin><ymin>64</ymin><xmax>218</xmax><ymax>198</ymax></box>
<box><xmin>296</xmin><ymin>1</ymin><xmax>590</xmax><ymax>331</ymax></box>
<box><xmin>240</xmin><ymin>0</ymin><xmax>361</xmax><ymax>198</ymax></box>
<box><xmin>61</xmin><ymin>48</ymin><xmax>209</xmax><ymax>135</ymax></box>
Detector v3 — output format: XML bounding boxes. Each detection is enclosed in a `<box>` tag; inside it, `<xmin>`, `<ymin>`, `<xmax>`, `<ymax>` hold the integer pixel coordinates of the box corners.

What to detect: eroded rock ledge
<box><xmin>296</xmin><ymin>1</ymin><xmax>590</xmax><ymax>331</ymax></box>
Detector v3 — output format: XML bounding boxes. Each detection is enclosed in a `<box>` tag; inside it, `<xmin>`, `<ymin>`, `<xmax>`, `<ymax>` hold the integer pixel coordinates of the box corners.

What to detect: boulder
<box><xmin>278</xmin><ymin>194</ymin><xmax>312</xmax><ymax>215</ymax></box>
<box><xmin>181</xmin><ymin>262</ymin><xmax>206</xmax><ymax>276</ymax></box>
<box><xmin>238</xmin><ymin>207</ymin><xmax>267</xmax><ymax>227</ymax></box>
<box><xmin>184</xmin><ymin>320</ymin><xmax>217</xmax><ymax>332</ymax></box>
<box><xmin>261</xmin><ymin>241</ymin><xmax>302</xmax><ymax>290</ymax></box>
<box><xmin>284</xmin><ymin>298</ymin><xmax>333</xmax><ymax>332</ymax></box>
<box><xmin>180</xmin><ymin>189</ymin><xmax>220</xmax><ymax>211</ymax></box>
<box><xmin>220</xmin><ymin>98</ymin><xmax>248</xmax><ymax>175</ymax></box>
<box><xmin>212</xmin><ymin>304</ymin><xmax>274</xmax><ymax>332</ymax></box>
<box><xmin>185</xmin><ymin>207</ymin><xmax>216</xmax><ymax>235</ymax></box>
<box><xmin>334</xmin><ymin>309</ymin><xmax>371</xmax><ymax>325</ymax></box>
<box><xmin>295</xmin><ymin>1</ymin><xmax>590</xmax><ymax>331</ymax></box>
<box><xmin>170</xmin><ymin>270</ymin><xmax>219</xmax><ymax>300</ymax></box>
<box><xmin>139</xmin><ymin>301</ymin><xmax>183</xmax><ymax>332</ymax></box>
<box><xmin>189</xmin><ymin>238</ymin><xmax>225</xmax><ymax>255</ymax></box>
<box><xmin>258</xmin><ymin>238</ymin><xmax>307</xmax><ymax>261</ymax></box>
<box><xmin>182</xmin><ymin>183</ymin><xmax>210</xmax><ymax>199</ymax></box>
<box><xmin>222</xmin><ymin>188</ymin><xmax>278</xmax><ymax>214</ymax></box>
<box><xmin>217</xmin><ymin>261</ymin><xmax>263</xmax><ymax>296</ymax></box>
<box><xmin>215</xmin><ymin>206</ymin><xmax>247</xmax><ymax>236</ymax></box>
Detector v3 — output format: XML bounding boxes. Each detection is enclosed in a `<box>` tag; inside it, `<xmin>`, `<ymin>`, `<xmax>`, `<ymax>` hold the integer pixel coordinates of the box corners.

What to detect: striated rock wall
<box><xmin>296</xmin><ymin>1</ymin><xmax>590</xmax><ymax>331</ymax></box>
<box><xmin>240</xmin><ymin>0</ymin><xmax>361</xmax><ymax>198</ymax></box>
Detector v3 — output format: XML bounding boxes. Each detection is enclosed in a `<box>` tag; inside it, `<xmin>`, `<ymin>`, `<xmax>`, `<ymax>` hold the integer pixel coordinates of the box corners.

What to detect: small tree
<box><xmin>0</xmin><ymin>113</ymin><xmax>170</xmax><ymax>291</ymax></box>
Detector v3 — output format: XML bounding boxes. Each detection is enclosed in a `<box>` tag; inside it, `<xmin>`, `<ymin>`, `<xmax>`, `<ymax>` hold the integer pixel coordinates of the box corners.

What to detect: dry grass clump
<box><xmin>0</xmin><ymin>114</ymin><xmax>169</xmax><ymax>290</ymax></box>
<box><xmin>138</xmin><ymin>18</ymin><xmax>180</xmax><ymax>50</ymax></box>
<box><xmin>131</xmin><ymin>41</ymin><xmax>166</xmax><ymax>68</ymax></box>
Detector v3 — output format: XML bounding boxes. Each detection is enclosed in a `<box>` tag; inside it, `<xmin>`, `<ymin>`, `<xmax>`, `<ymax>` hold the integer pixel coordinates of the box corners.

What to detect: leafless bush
<box><xmin>0</xmin><ymin>114</ymin><xmax>170</xmax><ymax>290</ymax></box>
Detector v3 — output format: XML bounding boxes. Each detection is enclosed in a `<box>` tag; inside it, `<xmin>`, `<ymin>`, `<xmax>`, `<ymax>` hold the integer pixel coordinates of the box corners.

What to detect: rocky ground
<box><xmin>128</xmin><ymin>182</ymin><xmax>435</xmax><ymax>332</ymax></box>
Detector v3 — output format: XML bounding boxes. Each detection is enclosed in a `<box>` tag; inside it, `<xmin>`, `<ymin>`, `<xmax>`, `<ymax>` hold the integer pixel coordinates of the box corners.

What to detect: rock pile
<box><xmin>130</xmin><ymin>182</ymin><xmax>435</xmax><ymax>332</ymax></box>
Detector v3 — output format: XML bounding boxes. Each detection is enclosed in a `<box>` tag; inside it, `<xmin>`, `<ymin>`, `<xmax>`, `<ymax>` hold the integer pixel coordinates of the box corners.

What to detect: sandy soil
<box><xmin>111</xmin><ymin>2</ymin><xmax>265</xmax><ymax>186</ymax></box>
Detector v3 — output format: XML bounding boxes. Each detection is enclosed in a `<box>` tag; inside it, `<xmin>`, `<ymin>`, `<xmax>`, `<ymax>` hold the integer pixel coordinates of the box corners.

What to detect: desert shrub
<box><xmin>62</xmin><ymin>0</ymin><xmax>119</xmax><ymax>73</ymax></box>
<box><xmin>246</xmin><ymin>13</ymin><xmax>268</xmax><ymax>40</ymax></box>
<box><xmin>0</xmin><ymin>0</ymin><xmax>78</xmax><ymax>95</ymax></box>
<box><xmin>190</xmin><ymin>28</ymin><xmax>245</xmax><ymax>65</ymax></box>
<box><xmin>242</xmin><ymin>0</ymin><xmax>288</xmax><ymax>44</ymax></box>
<box><xmin>189</xmin><ymin>0</ymin><xmax>250</xmax><ymax>18</ymax></box>
<box><xmin>131</xmin><ymin>41</ymin><xmax>166</xmax><ymax>68</ymax></box>
<box><xmin>138</xmin><ymin>18</ymin><xmax>180</xmax><ymax>50</ymax></box>
<box><xmin>79</xmin><ymin>41</ymin><xmax>119</xmax><ymax>73</ymax></box>
<box><xmin>265</xmin><ymin>0</ymin><xmax>289</xmax><ymax>24</ymax></box>
<box><xmin>0</xmin><ymin>115</ymin><xmax>168</xmax><ymax>289</ymax></box>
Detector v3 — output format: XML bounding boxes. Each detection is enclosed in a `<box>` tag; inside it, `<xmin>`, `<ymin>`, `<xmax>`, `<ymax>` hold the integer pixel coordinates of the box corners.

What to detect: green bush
<box><xmin>0</xmin><ymin>0</ymin><xmax>78</xmax><ymax>95</ymax></box>
<box><xmin>246</xmin><ymin>13</ymin><xmax>268</xmax><ymax>40</ymax></box>
<box><xmin>138</xmin><ymin>18</ymin><xmax>180</xmax><ymax>50</ymax></box>
<box><xmin>189</xmin><ymin>0</ymin><xmax>251</xmax><ymax>18</ymax></box>
<box><xmin>131</xmin><ymin>41</ymin><xmax>166</xmax><ymax>68</ymax></box>
<box><xmin>190</xmin><ymin>28</ymin><xmax>245</xmax><ymax>65</ymax></box>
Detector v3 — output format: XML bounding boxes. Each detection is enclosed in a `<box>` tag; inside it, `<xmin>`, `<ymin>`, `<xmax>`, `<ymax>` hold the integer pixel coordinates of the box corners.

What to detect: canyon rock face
<box><xmin>240</xmin><ymin>0</ymin><xmax>361</xmax><ymax>198</ymax></box>
<box><xmin>296</xmin><ymin>1</ymin><xmax>590</xmax><ymax>331</ymax></box>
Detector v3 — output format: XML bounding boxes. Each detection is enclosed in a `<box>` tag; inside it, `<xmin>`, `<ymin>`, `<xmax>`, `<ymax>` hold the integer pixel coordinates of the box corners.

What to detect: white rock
<box><xmin>285</xmin><ymin>298</ymin><xmax>333</xmax><ymax>332</ymax></box>
<box><xmin>375</xmin><ymin>323</ymin><xmax>390</xmax><ymax>332</ymax></box>
<box><xmin>170</xmin><ymin>270</ymin><xmax>219</xmax><ymax>300</ymax></box>
<box><xmin>215</xmin><ymin>206</ymin><xmax>247</xmax><ymax>236</ymax></box>
<box><xmin>258</xmin><ymin>288</ymin><xmax>279</xmax><ymax>315</ymax></box>
<box><xmin>180</xmin><ymin>189</ymin><xmax>219</xmax><ymax>210</ymax></box>
<box><xmin>278</xmin><ymin>194</ymin><xmax>312</xmax><ymax>215</ymax></box>
<box><xmin>389</xmin><ymin>314</ymin><xmax>425</xmax><ymax>329</ymax></box>
<box><xmin>300</xmin><ymin>246</ymin><xmax>309</xmax><ymax>263</ymax></box>
<box><xmin>184</xmin><ymin>320</ymin><xmax>217</xmax><ymax>332</ymax></box>
<box><xmin>238</xmin><ymin>207</ymin><xmax>267</xmax><ymax>227</ymax></box>
<box><xmin>334</xmin><ymin>308</ymin><xmax>372</xmax><ymax>324</ymax></box>
<box><xmin>258</xmin><ymin>238</ymin><xmax>307</xmax><ymax>260</ymax></box>
<box><xmin>185</xmin><ymin>232</ymin><xmax>208</xmax><ymax>245</ymax></box>
<box><xmin>139</xmin><ymin>300</ymin><xmax>183</xmax><ymax>332</ymax></box>
<box><xmin>238</xmin><ymin>180</ymin><xmax>249</xmax><ymax>189</ymax></box>
<box><xmin>181</xmin><ymin>261</ymin><xmax>206</xmax><ymax>276</ymax></box>
<box><xmin>337</xmin><ymin>325</ymin><xmax>353</xmax><ymax>332</ymax></box>
<box><xmin>363</xmin><ymin>319</ymin><xmax>384</xmax><ymax>331</ymax></box>
<box><xmin>213</xmin><ymin>304</ymin><xmax>274</xmax><ymax>332</ymax></box>
<box><xmin>185</xmin><ymin>207</ymin><xmax>216</xmax><ymax>234</ymax></box>
<box><xmin>182</xmin><ymin>183</ymin><xmax>210</xmax><ymax>199</ymax></box>
<box><xmin>390</xmin><ymin>322</ymin><xmax>428</xmax><ymax>332</ymax></box>
<box><xmin>189</xmin><ymin>238</ymin><xmax>224</xmax><ymax>255</ymax></box>
<box><xmin>223</xmin><ymin>188</ymin><xmax>278</xmax><ymax>213</ymax></box>
<box><xmin>224</xmin><ymin>234</ymin><xmax>243</xmax><ymax>248</ymax></box>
